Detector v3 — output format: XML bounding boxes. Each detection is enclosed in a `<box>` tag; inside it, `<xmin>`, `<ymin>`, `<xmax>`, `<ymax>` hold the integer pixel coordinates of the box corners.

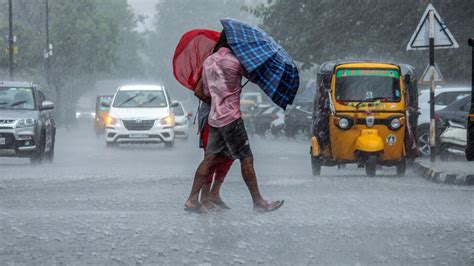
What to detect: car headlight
<box><xmin>338</xmin><ymin>117</ymin><xmax>351</xmax><ymax>130</ymax></box>
<box><xmin>389</xmin><ymin>118</ymin><xmax>401</xmax><ymax>130</ymax></box>
<box><xmin>159</xmin><ymin>115</ymin><xmax>175</xmax><ymax>126</ymax></box>
<box><xmin>105</xmin><ymin>116</ymin><xmax>119</xmax><ymax>126</ymax></box>
<box><xmin>16</xmin><ymin>118</ymin><xmax>36</xmax><ymax>128</ymax></box>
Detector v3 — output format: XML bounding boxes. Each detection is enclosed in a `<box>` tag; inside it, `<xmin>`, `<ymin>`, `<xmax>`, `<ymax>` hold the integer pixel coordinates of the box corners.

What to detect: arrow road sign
<box><xmin>420</xmin><ymin>64</ymin><xmax>444</xmax><ymax>84</ymax></box>
<box><xmin>407</xmin><ymin>3</ymin><xmax>459</xmax><ymax>50</ymax></box>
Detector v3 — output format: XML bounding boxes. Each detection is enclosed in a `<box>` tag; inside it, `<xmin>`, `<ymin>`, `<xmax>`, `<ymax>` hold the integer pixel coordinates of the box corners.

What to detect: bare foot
<box><xmin>184</xmin><ymin>200</ymin><xmax>205</xmax><ymax>213</ymax></box>
<box><xmin>201</xmin><ymin>200</ymin><xmax>224</xmax><ymax>213</ymax></box>
<box><xmin>253</xmin><ymin>200</ymin><xmax>284</xmax><ymax>213</ymax></box>
<box><xmin>210</xmin><ymin>198</ymin><xmax>231</xmax><ymax>210</ymax></box>
<box><xmin>201</xmin><ymin>200</ymin><xmax>216</xmax><ymax>210</ymax></box>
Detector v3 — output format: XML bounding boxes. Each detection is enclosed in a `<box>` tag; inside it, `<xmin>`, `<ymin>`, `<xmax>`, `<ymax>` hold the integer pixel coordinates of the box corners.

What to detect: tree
<box><xmin>253</xmin><ymin>0</ymin><xmax>474</xmax><ymax>83</ymax></box>
<box><xmin>0</xmin><ymin>0</ymin><xmax>146</xmax><ymax>123</ymax></box>
<box><xmin>146</xmin><ymin>0</ymin><xmax>258</xmax><ymax>101</ymax></box>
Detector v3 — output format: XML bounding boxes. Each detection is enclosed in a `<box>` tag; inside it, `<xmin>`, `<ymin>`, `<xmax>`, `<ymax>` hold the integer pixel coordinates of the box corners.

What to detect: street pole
<box><xmin>429</xmin><ymin>10</ymin><xmax>436</xmax><ymax>162</ymax></box>
<box><xmin>8</xmin><ymin>0</ymin><xmax>14</xmax><ymax>80</ymax></box>
<box><xmin>45</xmin><ymin>0</ymin><xmax>50</xmax><ymax>85</ymax></box>
<box><xmin>469</xmin><ymin>38</ymin><xmax>473</xmax><ymax>108</ymax></box>
<box><xmin>467</xmin><ymin>38</ymin><xmax>474</xmax><ymax>161</ymax></box>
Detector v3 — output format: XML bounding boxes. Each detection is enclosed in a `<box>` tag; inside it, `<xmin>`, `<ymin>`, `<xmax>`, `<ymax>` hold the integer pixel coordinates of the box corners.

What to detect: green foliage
<box><xmin>254</xmin><ymin>0</ymin><xmax>474</xmax><ymax>82</ymax></box>
<box><xmin>146</xmin><ymin>0</ymin><xmax>256</xmax><ymax>98</ymax></box>
<box><xmin>0</xmin><ymin>0</ymin><xmax>145</xmax><ymax>123</ymax></box>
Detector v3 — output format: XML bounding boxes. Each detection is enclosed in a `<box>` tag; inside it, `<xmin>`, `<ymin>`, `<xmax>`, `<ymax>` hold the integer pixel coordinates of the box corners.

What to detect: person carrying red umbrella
<box><xmin>176</xmin><ymin>18</ymin><xmax>298</xmax><ymax>213</ymax></box>
<box><xmin>173</xmin><ymin>29</ymin><xmax>233</xmax><ymax>211</ymax></box>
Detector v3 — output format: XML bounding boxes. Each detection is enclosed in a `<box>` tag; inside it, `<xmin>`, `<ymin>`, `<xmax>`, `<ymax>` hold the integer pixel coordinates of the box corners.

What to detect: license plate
<box><xmin>0</xmin><ymin>138</ymin><xmax>5</xmax><ymax>145</ymax></box>
<box><xmin>129</xmin><ymin>133</ymin><xmax>149</xmax><ymax>138</ymax></box>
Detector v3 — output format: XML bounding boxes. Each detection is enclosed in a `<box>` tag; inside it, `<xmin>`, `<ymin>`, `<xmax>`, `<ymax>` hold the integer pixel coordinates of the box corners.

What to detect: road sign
<box><xmin>407</xmin><ymin>3</ymin><xmax>459</xmax><ymax>50</ymax></box>
<box><xmin>419</xmin><ymin>64</ymin><xmax>444</xmax><ymax>84</ymax></box>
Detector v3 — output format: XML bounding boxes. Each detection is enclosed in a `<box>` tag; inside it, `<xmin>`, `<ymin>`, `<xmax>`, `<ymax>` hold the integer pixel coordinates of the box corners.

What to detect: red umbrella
<box><xmin>172</xmin><ymin>29</ymin><xmax>220</xmax><ymax>91</ymax></box>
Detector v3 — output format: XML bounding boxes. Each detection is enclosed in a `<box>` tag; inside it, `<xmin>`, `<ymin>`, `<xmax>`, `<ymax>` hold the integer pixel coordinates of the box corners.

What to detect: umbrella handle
<box><xmin>241</xmin><ymin>79</ymin><xmax>250</xmax><ymax>89</ymax></box>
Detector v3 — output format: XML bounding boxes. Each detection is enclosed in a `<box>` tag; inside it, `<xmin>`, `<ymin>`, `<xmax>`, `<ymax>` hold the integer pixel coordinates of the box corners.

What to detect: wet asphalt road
<box><xmin>1</xmin><ymin>123</ymin><xmax>473</xmax><ymax>265</ymax></box>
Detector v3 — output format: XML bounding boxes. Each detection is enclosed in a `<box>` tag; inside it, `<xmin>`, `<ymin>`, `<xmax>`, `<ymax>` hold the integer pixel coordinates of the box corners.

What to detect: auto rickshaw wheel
<box><xmin>396</xmin><ymin>159</ymin><xmax>406</xmax><ymax>177</ymax></box>
<box><xmin>365</xmin><ymin>155</ymin><xmax>377</xmax><ymax>177</ymax></box>
<box><xmin>311</xmin><ymin>156</ymin><xmax>322</xmax><ymax>176</ymax></box>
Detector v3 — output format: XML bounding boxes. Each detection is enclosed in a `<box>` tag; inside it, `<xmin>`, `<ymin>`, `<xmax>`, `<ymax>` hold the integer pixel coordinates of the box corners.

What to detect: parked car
<box><xmin>104</xmin><ymin>84</ymin><xmax>177</xmax><ymax>148</ymax></box>
<box><xmin>252</xmin><ymin>105</ymin><xmax>280</xmax><ymax>137</ymax></box>
<box><xmin>439</xmin><ymin>120</ymin><xmax>467</xmax><ymax>161</ymax></box>
<box><xmin>284</xmin><ymin>101</ymin><xmax>313</xmax><ymax>141</ymax></box>
<box><xmin>427</xmin><ymin>96</ymin><xmax>471</xmax><ymax>158</ymax></box>
<box><xmin>417</xmin><ymin>87</ymin><xmax>470</xmax><ymax>156</ymax></box>
<box><xmin>171</xmin><ymin>101</ymin><xmax>191</xmax><ymax>140</ymax></box>
<box><xmin>437</xmin><ymin>96</ymin><xmax>471</xmax><ymax>125</ymax></box>
<box><xmin>0</xmin><ymin>81</ymin><xmax>56</xmax><ymax>163</ymax></box>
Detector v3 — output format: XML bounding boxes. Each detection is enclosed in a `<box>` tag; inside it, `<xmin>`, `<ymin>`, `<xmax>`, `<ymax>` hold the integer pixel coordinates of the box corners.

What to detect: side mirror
<box><xmin>186</xmin><ymin>112</ymin><xmax>193</xmax><ymax>118</ymax></box>
<box><xmin>404</xmin><ymin>74</ymin><xmax>411</xmax><ymax>84</ymax></box>
<box><xmin>41</xmin><ymin>101</ymin><xmax>54</xmax><ymax>110</ymax></box>
<box><xmin>101</xmin><ymin>101</ymin><xmax>111</xmax><ymax>108</ymax></box>
<box><xmin>170</xmin><ymin>101</ymin><xmax>179</xmax><ymax>108</ymax></box>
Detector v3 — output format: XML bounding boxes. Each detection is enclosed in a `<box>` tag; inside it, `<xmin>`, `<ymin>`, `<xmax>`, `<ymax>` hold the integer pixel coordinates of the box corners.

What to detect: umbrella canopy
<box><xmin>221</xmin><ymin>18</ymin><xmax>299</xmax><ymax>109</ymax></box>
<box><xmin>172</xmin><ymin>29</ymin><xmax>220</xmax><ymax>91</ymax></box>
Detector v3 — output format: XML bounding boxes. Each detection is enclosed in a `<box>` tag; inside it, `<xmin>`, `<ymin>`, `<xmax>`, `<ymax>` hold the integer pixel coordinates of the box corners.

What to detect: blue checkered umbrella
<box><xmin>220</xmin><ymin>18</ymin><xmax>299</xmax><ymax>110</ymax></box>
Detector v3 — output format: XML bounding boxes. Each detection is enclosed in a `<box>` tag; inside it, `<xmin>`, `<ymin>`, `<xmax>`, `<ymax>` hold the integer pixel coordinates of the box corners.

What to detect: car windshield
<box><xmin>335</xmin><ymin>69</ymin><xmax>401</xmax><ymax>102</ymax></box>
<box><xmin>0</xmin><ymin>87</ymin><xmax>36</xmax><ymax>110</ymax></box>
<box><xmin>112</xmin><ymin>90</ymin><xmax>167</xmax><ymax>108</ymax></box>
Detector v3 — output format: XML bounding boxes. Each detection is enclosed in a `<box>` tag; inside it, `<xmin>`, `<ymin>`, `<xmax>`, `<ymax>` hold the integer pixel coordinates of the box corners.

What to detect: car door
<box><xmin>172</xmin><ymin>102</ymin><xmax>187</xmax><ymax>126</ymax></box>
<box><xmin>36</xmin><ymin>89</ymin><xmax>54</xmax><ymax>151</ymax></box>
<box><xmin>434</xmin><ymin>91</ymin><xmax>470</xmax><ymax>111</ymax></box>
<box><xmin>440</xmin><ymin>97</ymin><xmax>471</xmax><ymax>124</ymax></box>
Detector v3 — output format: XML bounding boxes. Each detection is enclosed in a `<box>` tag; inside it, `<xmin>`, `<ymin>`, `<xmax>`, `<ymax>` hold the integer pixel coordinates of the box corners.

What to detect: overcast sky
<box><xmin>128</xmin><ymin>0</ymin><xmax>159</xmax><ymax>31</ymax></box>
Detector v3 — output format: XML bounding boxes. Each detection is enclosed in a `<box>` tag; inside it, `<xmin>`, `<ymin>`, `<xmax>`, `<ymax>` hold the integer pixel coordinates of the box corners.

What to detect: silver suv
<box><xmin>0</xmin><ymin>81</ymin><xmax>56</xmax><ymax>163</ymax></box>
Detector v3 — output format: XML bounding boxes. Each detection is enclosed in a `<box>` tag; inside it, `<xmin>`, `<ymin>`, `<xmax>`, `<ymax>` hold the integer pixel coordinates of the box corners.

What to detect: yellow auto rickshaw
<box><xmin>94</xmin><ymin>95</ymin><xmax>113</xmax><ymax>135</ymax></box>
<box><xmin>310</xmin><ymin>61</ymin><xmax>419</xmax><ymax>176</ymax></box>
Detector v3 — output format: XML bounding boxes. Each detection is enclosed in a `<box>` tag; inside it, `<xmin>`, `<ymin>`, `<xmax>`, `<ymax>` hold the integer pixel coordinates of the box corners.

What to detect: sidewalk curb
<box><xmin>413</xmin><ymin>161</ymin><xmax>474</xmax><ymax>185</ymax></box>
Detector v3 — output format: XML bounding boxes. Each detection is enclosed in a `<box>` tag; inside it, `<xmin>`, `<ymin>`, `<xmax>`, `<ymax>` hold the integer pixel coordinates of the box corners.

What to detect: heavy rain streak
<box><xmin>1</xmin><ymin>0</ymin><xmax>473</xmax><ymax>264</ymax></box>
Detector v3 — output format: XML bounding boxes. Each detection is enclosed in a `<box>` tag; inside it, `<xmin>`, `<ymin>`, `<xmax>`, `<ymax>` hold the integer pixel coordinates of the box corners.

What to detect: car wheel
<box><xmin>365</xmin><ymin>155</ymin><xmax>377</xmax><ymax>177</ymax></box>
<box><xmin>311</xmin><ymin>156</ymin><xmax>321</xmax><ymax>176</ymax></box>
<box><xmin>264</xmin><ymin>128</ymin><xmax>276</xmax><ymax>140</ymax></box>
<box><xmin>30</xmin><ymin>133</ymin><xmax>45</xmax><ymax>164</ymax></box>
<box><xmin>165</xmin><ymin>140</ymin><xmax>174</xmax><ymax>148</ymax></box>
<box><xmin>106</xmin><ymin>142</ymin><xmax>117</xmax><ymax>148</ymax></box>
<box><xmin>417</xmin><ymin>124</ymin><xmax>431</xmax><ymax>157</ymax></box>
<box><xmin>45</xmin><ymin>137</ymin><xmax>55</xmax><ymax>163</ymax></box>
<box><xmin>293</xmin><ymin>126</ymin><xmax>309</xmax><ymax>142</ymax></box>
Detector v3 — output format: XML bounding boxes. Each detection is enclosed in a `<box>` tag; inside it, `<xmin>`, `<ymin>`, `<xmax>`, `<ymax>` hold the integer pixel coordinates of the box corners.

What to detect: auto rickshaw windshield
<box><xmin>335</xmin><ymin>69</ymin><xmax>401</xmax><ymax>102</ymax></box>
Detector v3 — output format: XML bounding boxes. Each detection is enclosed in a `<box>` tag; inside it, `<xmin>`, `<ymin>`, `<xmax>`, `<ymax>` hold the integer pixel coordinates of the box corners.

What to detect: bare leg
<box><xmin>200</xmin><ymin>183</ymin><xmax>212</xmax><ymax>206</ymax></box>
<box><xmin>240</xmin><ymin>156</ymin><xmax>284</xmax><ymax>211</ymax></box>
<box><xmin>240</xmin><ymin>156</ymin><xmax>264</xmax><ymax>205</ymax></box>
<box><xmin>209</xmin><ymin>157</ymin><xmax>233</xmax><ymax>208</ymax></box>
<box><xmin>184</xmin><ymin>153</ymin><xmax>218</xmax><ymax>209</ymax></box>
<box><xmin>209</xmin><ymin>181</ymin><xmax>223</xmax><ymax>201</ymax></box>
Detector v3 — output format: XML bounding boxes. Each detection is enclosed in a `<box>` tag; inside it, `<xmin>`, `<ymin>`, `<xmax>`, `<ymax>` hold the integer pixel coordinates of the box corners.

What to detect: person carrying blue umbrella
<box><xmin>184</xmin><ymin>18</ymin><xmax>299</xmax><ymax>213</ymax></box>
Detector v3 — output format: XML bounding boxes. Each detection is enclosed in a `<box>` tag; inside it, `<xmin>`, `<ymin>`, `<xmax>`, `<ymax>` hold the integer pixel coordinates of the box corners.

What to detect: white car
<box><xmin>171</xmin><ymin>101</ymin><xmax>191</xmax><ymax>140</ymax></box>
<box><xmin>418</xmin><ymin>87</ymin><xmax>470</xmax><ymax>125</ymax></box>
<box><xmin>105</xmin><ymin>84</ymin><xmax>176</xmax><ymax>148</ymax></box>
<box><xmin>417</xmin><ymin>87</ymin><xmax>470</xmax><ymax>156</ymax></box>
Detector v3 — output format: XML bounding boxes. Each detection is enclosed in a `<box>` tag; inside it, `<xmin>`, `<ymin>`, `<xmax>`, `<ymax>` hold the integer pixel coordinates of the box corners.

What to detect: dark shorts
<box><xmin>206</xmin><ymin>118</ymin><xmax>253</xmax><ymax>160</ymax></box>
